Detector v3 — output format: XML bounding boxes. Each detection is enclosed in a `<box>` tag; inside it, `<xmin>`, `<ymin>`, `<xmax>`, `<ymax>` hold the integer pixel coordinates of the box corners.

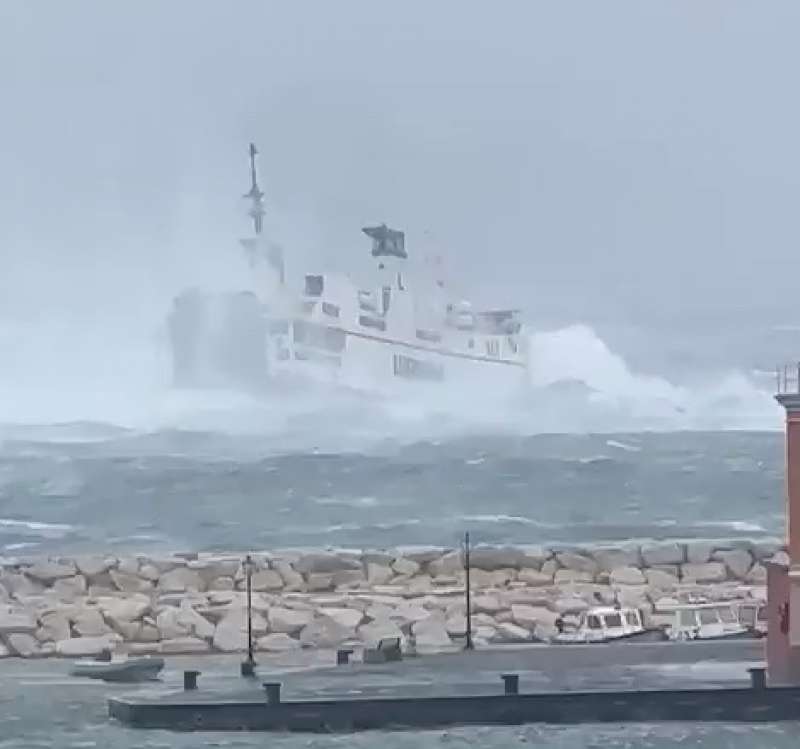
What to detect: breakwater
<box><xmin>0</xmin><ymin>539</ymin><xmax>779</xmax><ymax>658</ymax></box>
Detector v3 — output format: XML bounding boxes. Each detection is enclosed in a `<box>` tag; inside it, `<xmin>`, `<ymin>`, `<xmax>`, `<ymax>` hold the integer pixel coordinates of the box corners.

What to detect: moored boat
<box><xmin>70</xmin><ymin>655</ymin><xmax>164</xmax><ymax>682</ymax></box>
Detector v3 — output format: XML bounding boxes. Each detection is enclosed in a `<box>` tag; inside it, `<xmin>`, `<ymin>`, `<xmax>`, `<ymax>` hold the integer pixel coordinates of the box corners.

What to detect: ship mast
<box><xmin>244</xmin><ymin>142</ymin><xmax>265</xmax><ymax>236</ymax></box>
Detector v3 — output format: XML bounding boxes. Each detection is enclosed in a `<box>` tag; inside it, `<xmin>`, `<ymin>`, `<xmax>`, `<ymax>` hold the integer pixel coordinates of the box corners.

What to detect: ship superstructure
<box><xmin>168</xmin><ymin>145</ymin><xmax>529</xmax><ymax>393</ymax></box>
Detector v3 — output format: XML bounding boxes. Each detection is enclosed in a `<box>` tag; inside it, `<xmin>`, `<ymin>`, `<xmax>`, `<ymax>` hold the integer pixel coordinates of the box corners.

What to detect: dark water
<box><xmin>1</xmin><ymin>655</ymin><xmax>798</xmax><ymax>748</ymax></box>
<box><xmin>0</xmin><ymin>426</ymin><xmax>785</xmax><ymax>555</ymax></box>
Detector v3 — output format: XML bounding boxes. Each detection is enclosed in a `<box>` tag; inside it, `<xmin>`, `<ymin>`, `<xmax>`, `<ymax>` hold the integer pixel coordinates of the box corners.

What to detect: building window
<box><xmin>359</xmin><ymin>315</ymin><xmax>386</xmax><ymax>332</ymax></box>
<box><xmin>305</xmin><ymin>275</ymin><xmax>324</xmax><ymax>297</ymax></box>
<box><xmin>322</xmin><ymin>302</ymin><xmax>340</xmax><ymax>318</ymax></box>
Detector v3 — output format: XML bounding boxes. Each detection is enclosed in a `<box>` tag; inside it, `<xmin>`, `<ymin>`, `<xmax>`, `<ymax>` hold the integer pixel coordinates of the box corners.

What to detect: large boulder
<box><xmin>428</xmin><ymin>551</ymin><xmax>463</xmax><ymax>577</ymax></box>
<box><xmin>159</xmin><ymin>567</ymin><xmax>205</xmax><ymax>593</ymax></box>
<box><xmin>471</xmin><ymin>594</ymin><xmax>504</xmax><ymax>614</ymax></box>
<box><xmin>609</xmin><ymin>566</ymin><xmax>646</xmax><ymax>586</ymax></box>
<box><xmin>246</xmin><ymin>570</ymin><xmax>283</xmax><ymax>592</ymax></box>
<box><xmin>109</xmin><ymin>570</ymin><xmax>153</xmax><ymax>594</ymax></box>
<box><xmin>591</xmin><ymin>546</ymin><xmax>642</xmax><ymax>572</ymax></box>
<box><xmin>645</xmin><ymin>568</ymin><xmax>679</xmax><ymax>589</ymax></box>
<box><xmin>358</xmin><ymin>617</ymin><xmax>404</xmax><ymax>646</ymax></box>
<box><xmin>160</xmin><ymin>637</ymin><xmax>211</xmax><ymax>654</ymax></box>
<box><xmin>511</xmin><ymin>604</ymin><xmax>559</xmax><ymax>631</ymax></box>
<box><xmin>268</xmin><ymin>607</ymin><xmax>314</xmax><ymax>635</ymax></box>
<box><xmin>73</xmin><ymin>556</ymin><xmax>115</xmax><ymax>579</ymax></box>
<box><xmin>212</xmin><ymin>609</ymin><xmax>268</xmax><ymax>652</ymax></box>
<box><xmin>52</xmin><ymin>575</ymin><xmax>87</xmax><ymax>601</ymax></box>
<box><xmin>392</xmin><ymin>557</ymin><xmax>420</xmax><ymax>577</ymax></box>
<box><xmin>272</xmin><ymin>561</ymin><xmax>304</xmax><ymax>590</ymax></box>
<box><xmin>257</xmin><ymin>633</ymin><xmax>300</xmax><ymax>652</ymax></box>
<box><xmin>469</xmin><ymin>546</ymin><xmax>527</xmax><ymax>571</ymax></box>
<box><xmin>517</xmin><ymin>568</ymin><xmax>553</xmax><ymax>586</ymax></box>
<box><xmin>554</xmin><ymin>569</ymin><xmax>595</xmax><ymax>585</ymax></box>
<box><xmin>25</xmin><ymin>560</ymin><xmax>76</xmax><ymax>583</ymax></box>
<box><xmin>36</xmin><ymin>611</ymin><xmax>70</xmax><ymax>642</ymax></box>
<box><xmin>492</xmin><ymin>622</ymin><xmax>532</xmax><ymax>643</ymax></box>
<box><xmin>680</xmin><ymin>562</ymin><xmax>727</xmax><ymax>584</ymax></box>
<box><xmin>641</xmin><ymin>542</ymin><xmax>684</xmax><ymax>566</ymax></box>
<box><xmin>411</xmin><ymin>615</ymin><xmax>452</xmax><ymax>652</ymax></box>
<box><xmin>299</xmin><ymin>616</ymin><xmax>352</xmax><ymax>648</ymax></box>
<box><xmin>746</xmin><ymin>563</ymin><xmax>767</xmax><ymax>584</ymax></box>
<box><xmin>98</xmin><ymin>595</ymin><xmax>151</xmax><ymax>627</ymax></box>
<box><xmin>318</xmin><ymin>607</ymin><xmax>364</xmax><ymax>630</ymax></box>
<box><xmin>6</xmin><ymin>633</ymin><xmax>39</xmax><ymax>657</ymax></box>
<box><xmin>294</xmin><ymin>553</ymin><xmax>361</xmax><ymax>575</ymax></box>
<box><xmin>0</xmin><ymin>607</ymin><xmax>37</xmax><ymax>634</ymax></box>
<box><xmin>72</xmin><ymin>608</ymin><xmax>110</xmax><ymax>637</ymax></box>
<box><xmin>552</xmin><ymin>597</ymin><xmax>590</xmax><ymax>615</ymax></box>
<box><xmin>56</xmin><ymin>635</ymin><xmax>120</xmax><ymax>657</ymax></box>
<box><xmin>555</xmin><ymin>552</ymin><xmax>599</xmax><ymax>575</ymax></box>
<box><xmin>366</xmin><ymin>563</ymin><xmax>394</xmax><ymax>586</ymax></box>
<box><xmin>712</xmin><ymin>549</ymin><xmax>753</xmax><ymax>580</ymax></box>
<box><xmin>684</xmin><ymin>542</ymin><xmax>714</xmax><ymax>564</ymax></box>
<box><xmin>1</xmin><ymin>572</ymin><xmax>45</xmax><ymax>599</ymax></box>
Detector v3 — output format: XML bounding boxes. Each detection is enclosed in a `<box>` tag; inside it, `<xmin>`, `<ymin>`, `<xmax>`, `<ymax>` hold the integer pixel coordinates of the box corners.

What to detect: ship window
<box><xmin>359</xmin><ymin>315</ymin><xmax>386</xmax><ymax>332</ymax></box>
<box><xmin>393</xmin><ymin>354</ymin><xmax>443</xmax><ymax>381</ymax></box>
<box><xmin>586</xmin><ymin>615</ymin><xmax>601</xmax><ymax>630</ymax></box>
<box><xmin>305</xmin><ymin>275</ymin><xmax>324</xmax><ymax>297</ymax></box>
<box><xmin>603</xmin><ymin>613</ymin><xmax>622</xmax><ymax>628</ymax></box>
<box><xmin>679</xmin><ymin>610</ymin><xmax>697</xmax><ymax>628</ymax></box>
<box><xmin>322</xmin><ymin>302</ymin><xmax>340</xmax><ymax>318</ymax></box>
<box><xmin>699</xmin><ymin>608</ymin><xmax>719</xmax><ymax>625</ymax></box>
<box><xmin>416</xmin><ymin>329</ymin><xmax>441</xmax><ymax>343</ymax></box>
<box><xmin>625</xmin><ymin>611</ymin><xmax>639</xmax><ymax>627</ymax></box>
<box><xmin>716</xmin><ymin>606</ymin><xmax>736</xmax><ymax>624</ymax></box>
<box><xmin>757</xmin><ymin>606</ymin><xmax>768</xmax><ymax>622</ymax></box>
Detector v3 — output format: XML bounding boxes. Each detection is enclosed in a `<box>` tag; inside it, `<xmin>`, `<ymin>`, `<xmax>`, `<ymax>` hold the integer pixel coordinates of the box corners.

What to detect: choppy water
<box><xmin>0</xmin><ymin>425</ymin><xmax>785</xmax><ymax>556</ymax></box>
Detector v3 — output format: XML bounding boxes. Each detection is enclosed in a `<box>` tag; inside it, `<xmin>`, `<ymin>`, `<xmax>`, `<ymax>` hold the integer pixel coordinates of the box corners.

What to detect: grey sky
<box><xmin>2</xmin><ymin>1</ymin><xmax>799</xmax><ymax>335</ymax></box>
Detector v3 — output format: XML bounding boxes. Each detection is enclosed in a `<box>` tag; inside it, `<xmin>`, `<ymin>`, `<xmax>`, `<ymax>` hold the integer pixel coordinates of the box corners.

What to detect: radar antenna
<box><xmin>244</xmin><ymin>142</ymin><xmax>265</xmax><ymax>235</ymax></box>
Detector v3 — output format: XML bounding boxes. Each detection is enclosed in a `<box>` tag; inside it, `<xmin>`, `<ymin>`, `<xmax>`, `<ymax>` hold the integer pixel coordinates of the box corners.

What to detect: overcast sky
<box><xmin>2</xmin><ymin>1</ymin><xmax>799</xmax><ymax>332</ymax></box>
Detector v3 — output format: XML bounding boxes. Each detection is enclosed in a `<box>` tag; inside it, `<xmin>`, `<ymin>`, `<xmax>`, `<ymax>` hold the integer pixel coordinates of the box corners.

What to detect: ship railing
<box><xmin>776</xmin><ymin>362</ymin><xmax>800</xmax><ymax>395</ymax></box>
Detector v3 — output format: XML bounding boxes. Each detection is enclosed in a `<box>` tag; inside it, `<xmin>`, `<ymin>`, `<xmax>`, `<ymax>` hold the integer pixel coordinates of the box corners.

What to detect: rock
<box><xmin>272</xmin><ymin>560</ymin><xmax>304</xmax><ymax>590</ymax></box>
<box><xmin>518</xmin><ymin>546</ymin><xmax>550</xmax><ymax>567</ymax></box>
<box><xmin>511</xmin><ymin>604</ymin><xmax>558</xmax><ymax>631</ymax></box>
<box><xmin>109</xmin><ymin>570</ymin><xmax>153</xmax><ymax>594</ymax></box>
<box><xmin>318</xmin><ymin>607</ymin><xmax>363</xmax><ymax>630</ymax></box>
<box><xmin>332</xmin><ymin>569</ymin><xmax>366</xmax><ymax>589</ymax></box>
<box><xmin>212</xmin><ymin>609</ymin><xmax>268</xmax><ymax>651</ymax></box>
<box><xmin>257</xmin><ymin>633</ymin><xmax>300</xmax><ymax>652</ymax></box>
<box><xmin>366</xmin><ymin>563</ymin><xmax>394</xmax><ymax>586</ymax></box>
<box><xmin>445</xmin><ymin>613</ymin><xmax>467</xmax><ymax>636</ymax></box>
<box><xmin>645</xmin><ymin>569</ymin><xmax>679</xmax><ymax>589</ymax></box>
<box><xmin>98</xmin><ymin>595</ymin><xmax>150</xmax><ymax>628</ymax></box>
<box><xmin>614</xmin><ymin>585</ymin><xmax>651</xmax><ymax>609</ymax></box>
<box><xmin>469</xmin><ymin>568</ymin><xmax>513</xmax><ymax>588</ymax></box>
<box><xmin>119</xmin><ymin>622</ymin><xmax>161</xmax><ymax>642</ymax></box>
<box><xmin>26</xmin><ymin>560</ymin><xmax>76</xmax><ymax>583</ymax></box>
<box><xmin>179</xmin><ymin>606</ymin><xmax>215</xmax><ymax>640</ymax></box>
<box><xmin>492</xmin><ymin>622</ymin><xmax>533</xmax><ymax>643</ymax></box>
<box><xmin>555</xmin><ymin>552</ymin><xmax>599</xmax><ymax>574</ymax></box>
<box><xmin>411</xmin><ymin>615</ymin><xmax>452</xmax><ymax>652</ymax></box>
<box><xmin>36</xmin><ymin>611</ymin><xmax>70</xmax><ymax>642</ymax></box>
<box><xmin>0</xmin><ymin>641</ymin><xmax>10</xmax><ymax>657</ymax></box>
<box><xmin>471</xmin><ymin>594</ymin><xmax>503</xmax><ymax>614</ymax></box>
<box><xmin>306</xmin><ymin>573</ymin><xmax>334</xmax><ymax>592</ymax></box>
<box><xmin>299</xmin><ymin>616</ymin><xmax>351</xmax><ymax>648</ymax></box>
<box><xmin>160</xmin><ymin>637</ymin><xmax>211</xmax><ymax>654</ymax></box>
<box><xmin>52</xmin><ymin>575</ymin><xmax>87</xmax><ymax>600</ymax></box>
<box><xmin>391</xmin><ymin>603</ymin><xmax>431</xmax><ymax>628</ymax></box>
<box><xmin>652</xmin><ymin>596</ymin><xmax>680</xmax><ymax>613</ymax></box>
<box><xmin>392</xmin><ymin>558</ymin><xmax>420</xmax><ymax>576</ymax></box>
<box><xmin>244</xmin><ymin>570</ymin><xmax>282</xmax><ymax>592</ymax></box>
<box><xmin>358</xmin><ymin>618</ymin><xmax>404</xmax><ymax>645</ymax></box>
<box><xmin>268</xmin><ymin>607</ymin><xmax>314</xmax><ymax>635</ymax></box>
<box><xmin>554</xmin><ymin>569</ymin><xmax>594</xmax><ymax>585</ymax></box>
<box><xmin>468</xmin><ymin>546</ymin><xmax>527</xmax><ymax>571</ymax></box>
<box><xmin>680</xmin><ymin>562</ymin><xmax>728</xmax><ymax>584</ymax></box>
<box><xmin>208</xmin><ymin>576</ymin><xmax>235</xmax><ymax>591</ymax></box>
<box><xmin>7</xmin><ymin>633</ymin><xmax>39</xmax><ymax>657</ymax></box>
<box><xmin>138</xmin><ymin>564</ymin><xmax>160</xmax><ymax>582</ymax></box>
<box><xmin>429</xmin><ymin>551</ymin><xmax>465</xmax><ymax>578</ymax></box>
<box><xmin>56</xmin><ymin>635</ymin><xmax>119</xmax><ymax>657</ymax></box>
<box><xmin>540</xmin><ymin>559</ymin><xmax>559</xmax><ymax>577</ymax></box>
<box><xmin>552</xmin><ymin>597</ymin><xmax>589</xmax><ymax>615</ymax></box>
<box><xmin>712</xmin><ymin>549</ymin><xmax>753</xmax><ymax>580</ymax></box>
<box><xmin>0</xmin><ymin>608</ymin><xmax>37</xmax><ymax>634</ymax></box>
<box><xmin>0</xmin><ymin>573</ymin><xmax>44</xmax><ymax>598</ymax></box>
<box><xmin>641</xmin><ymin>542</ymin><xmax>684</xmax><ymax>566</ymax></box>
<box><xmin>746</xmin><ymin>563</ymin><xmax>767</xmax><ymax>584</ymax></box>
<box><xmin>609</xmin><ymin>566</ymin><xmax>646</xmax><ymax>586</ymax></box>
<box><xmin>116</xmin><ymin>558</ymin><xmax>140</xmax><ymax>576</ymax></box>
<box><xmin>685</xmin><ymin>542</ymin><xmax>714</xmax><ymax>564</ymax></box>
<box><xmin>159</xmin><ymin>567</ymin><xmax>205</xmax><ymax>593</ymax></box>
<box><xmin>294</xmin><ymin>553</ymin><xmax>361</xmax><ymax>575</ymax></box>
<box><xmin>72</xmin><ymin>608</ymin><xmax>109</xmax><ymax>637</ymax></box>
<box><xmin>591</xmin><ymin>546</ymin><xmax>642</xmax><ymax>571</ymax></box>
<box><xmin>517</xmin><ymin>568</ymin><xmax>553</xmax><ymax>586</ymax></box>
<box><xmin>751</xmin><ymin>539</ymin><xmax>782</xmax><ymax>562</ymax></box>
<box><xmin>73</xmin><ymin>556</ymin><xmax>114</xmax><ymax>579</ymax></box>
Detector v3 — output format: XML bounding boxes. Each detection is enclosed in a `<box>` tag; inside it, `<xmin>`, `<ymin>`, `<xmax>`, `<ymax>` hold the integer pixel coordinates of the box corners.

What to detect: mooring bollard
<box><xmin>748</xmin><ymin>667</ymin><xmax>767</xmax><ymax>690</ymax></box>
<box><xmin>183</xmin><ymin>670</ymin><xmax>200</xmax><ymax>691</ymax></box>
<box><xmin>337</xmin><ymin>648</ymin><xmax>353</xmax><ymax>665</ymax></box>
<box><xmin>501</xmin><ymin>673</ymin><xmax>519</xmax><ymax>695</ymax></box>
<box><xmin>263</xmin><ymin>682</ymin><xmax>282</xmax><ymax>705</ymax></box>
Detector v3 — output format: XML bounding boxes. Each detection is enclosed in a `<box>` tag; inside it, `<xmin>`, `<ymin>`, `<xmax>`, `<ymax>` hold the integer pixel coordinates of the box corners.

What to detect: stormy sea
<box><xmin>0</xmin><ymin>323</ymin><xmax>794</xmax><ymax>747</ymax></box>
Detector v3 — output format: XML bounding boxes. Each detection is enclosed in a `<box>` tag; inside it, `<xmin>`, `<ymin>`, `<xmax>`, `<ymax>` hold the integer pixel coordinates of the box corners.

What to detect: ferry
<box><xmin>553</xmin><ymin>606</ymin><xmax>666</xmax><ymax>644</ymax></box>
<box><xmin>168</xmin><ymin>145</ymin><xmax>529</xmax><ymax>393</ymax></box>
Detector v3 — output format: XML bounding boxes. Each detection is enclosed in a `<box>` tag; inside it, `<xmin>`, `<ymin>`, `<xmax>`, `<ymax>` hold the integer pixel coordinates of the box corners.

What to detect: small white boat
<box><xmin>70</xmin><ymin>655</ymin><xmax>164</xmax><ymax>682</ymax></box>
<box><xmin>666</xmin><ymin>602</ymin><xmax>753</xmax><ymax>641</ymax></box>
<box><xmin>553</xmin><ymin>606</ymin><xmax>664</xmax><ymax>644</ymax></box>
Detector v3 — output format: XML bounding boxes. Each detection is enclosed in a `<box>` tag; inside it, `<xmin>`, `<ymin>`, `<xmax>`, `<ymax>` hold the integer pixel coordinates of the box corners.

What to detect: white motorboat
<box><xmin>737</xmin><ymin>600</ymin><xmax>768</xmax><ymax>637</ymax></box>
<box><xmin>553</xmin><ymin>606</ymin><xmax>665</xmax><ymax>644</ymax></box>
<box><xmin>665</xmin><ymin>602</ymin><xmax>754</xmax><ymax>641</ymax></box>
<box><xmin>70</xmin><ymin>655</ymin><xmax>164</xmax><ymax>682</ymax></box>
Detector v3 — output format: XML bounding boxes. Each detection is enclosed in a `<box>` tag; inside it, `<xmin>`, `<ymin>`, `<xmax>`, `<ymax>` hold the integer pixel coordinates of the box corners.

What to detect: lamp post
<box><xmin>240</xmin><ymin>554</ymin><xmax>256</xmax><ymax>677</ymax></box>
<box><xmin>463</xmin><ymin>531</ymin><xmax>474</xmax><ymax>651</ymax></box>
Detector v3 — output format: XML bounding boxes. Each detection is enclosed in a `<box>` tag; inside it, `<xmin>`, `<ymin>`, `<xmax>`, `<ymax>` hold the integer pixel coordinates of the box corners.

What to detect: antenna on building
<box><xmin>244</xmin><ymin>143</ymin><xmax>265</xmax><ymax>236</ymax></box>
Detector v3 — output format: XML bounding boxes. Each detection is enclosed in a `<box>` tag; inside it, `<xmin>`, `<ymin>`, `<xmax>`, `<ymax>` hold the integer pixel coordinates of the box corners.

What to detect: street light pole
<box><xmin>240</xmin><ymin>554</ymin><xmax>256</xmax><ymax>677</ymax></box>
<box><xmin>464</xmin><ymin>531</ymin><xmax>474</xmax><ymax>651</ymax></box>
